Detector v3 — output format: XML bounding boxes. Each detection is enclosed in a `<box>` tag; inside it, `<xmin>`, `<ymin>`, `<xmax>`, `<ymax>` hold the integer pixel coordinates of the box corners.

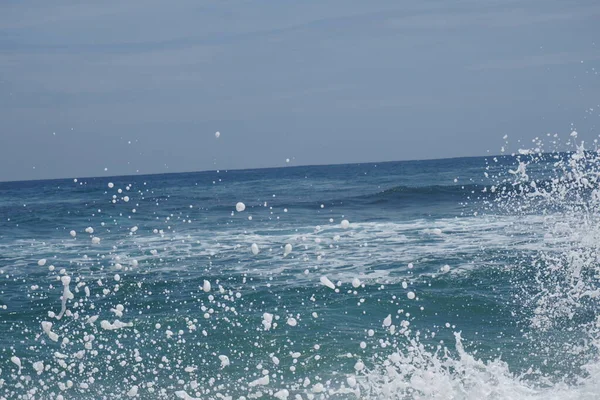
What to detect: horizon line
<box><xmin>0</xmin><ymin>151</ymin><xmax>565</xmax><ymax>185</ymax></box>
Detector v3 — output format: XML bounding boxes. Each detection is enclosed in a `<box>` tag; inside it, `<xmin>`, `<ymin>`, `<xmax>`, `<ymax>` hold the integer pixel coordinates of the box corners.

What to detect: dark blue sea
<box><xmin>1</xmin><ymin>150</ymin><xmax>600</xmax><ymax>399</ymax></box>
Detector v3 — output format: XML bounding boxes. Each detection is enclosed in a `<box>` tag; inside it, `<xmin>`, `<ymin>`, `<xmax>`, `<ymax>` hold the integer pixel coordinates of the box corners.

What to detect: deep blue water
<box><xmin>0</xmin><ymin>154</ymin><xmax>599</xmax><ymax>399</ymax></box>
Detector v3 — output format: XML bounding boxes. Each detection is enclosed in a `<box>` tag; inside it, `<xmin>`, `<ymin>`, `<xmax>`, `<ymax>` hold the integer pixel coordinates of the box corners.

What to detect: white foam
<box><xmin>383</xmin><ymin>314</ymin><xmax>392</xmax><ymax>327</ymax></box>
<box><xmin>262</xmin><ymin>312</ymin><xmax>274</xmax><ymax>331</ymax></box>
<box><xmin>32</xmin><ymin>361</ymin><xmax>44</xmax><ymax>374</ymax></box>
<box><xmin>249</xmin><ymin>375</ymin><xmax>269</xmax><ymax>387</ymax></box>
<box><xmin>110</xmin><ymin>304</ymin><xmax>124</xmax><ymax>317</ymax></box>
<box><xmin>219</xmin><ymin>355</ymin><xmax>230</xmax><ymax>368</ymax></box>
<box><xmin>175</xmin><ymin>391</ymin><xmax>202</xmax><ymax>400</ymax></box>
<box><xmin>274</xmin><ymin>389</ymin><xmax>290</xmax><ymax>400</ymax></box>
<box><xmin>312</xmin><ymin>383</ymin><xmax>324</xmax><ymax>393</ymax></box>
<box><xmin>347</xmin><ymin>376</ymin><xmax>357</xmax><ymax>387</ymax></box>
<box><xmin>56</xmin><ymin>276</ymin><xmax>73</xmax><ymax>320</ymax></box>
<box><xmin>320</xmin><ymin>276</ymin><xmax>336</xmax><ymax>290</ymax></box>
<box><xmin>127</xmin><ymin>385</ymin><xmax>138</xmax><ymax>397</ymax></box>
<box><xmin>100</xmin><ymin>320</ymin><xmax>133</xmax><ymax>330</ymax></box>
<box><xmin>41</xmin><ymin>321</ymin><xmax>59</xmax><ymax>342</ymax></box>
<box><xmin>236</xmin><ymin>202</ymin><xmax>246</xmax><ymax>212</ymax></box>
<box><xmin>347</xmin><ymin>331</ymin><xmax>600</xmax><ymax>400</ymax></box>
<box><xmin>10</xmin><ymin>356</ymin><xmax>21</xmax><ymax>370</ymax></box>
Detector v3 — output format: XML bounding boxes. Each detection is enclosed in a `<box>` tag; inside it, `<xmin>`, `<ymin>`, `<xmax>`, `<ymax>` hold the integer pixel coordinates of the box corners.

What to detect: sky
<box><xmin>0</xmin><ymin>0</ymin><xmax>599</xmax><ymax>182</ymax></box>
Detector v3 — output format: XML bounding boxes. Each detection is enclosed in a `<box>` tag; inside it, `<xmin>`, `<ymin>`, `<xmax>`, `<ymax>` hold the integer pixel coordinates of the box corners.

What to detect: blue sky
<box><xmin>0</xmin><ymin>0</ymin><xmax>598</xmax><ymax>181</ymax></box>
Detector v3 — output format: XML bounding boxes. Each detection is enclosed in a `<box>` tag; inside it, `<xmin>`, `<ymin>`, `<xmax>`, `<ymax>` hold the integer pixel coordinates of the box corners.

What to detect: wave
<box><xmin>344</xmin><ymin>332</ymin><xmax>600</xmax><ymax>400</ymax></box>
<box><xmin>359</xmin><ymin>183</ymin><xmax>490</xmax><ymax>205</ymax></box>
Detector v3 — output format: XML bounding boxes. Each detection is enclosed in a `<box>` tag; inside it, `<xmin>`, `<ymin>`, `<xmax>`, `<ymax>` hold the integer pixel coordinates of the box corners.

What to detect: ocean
<box><xmin>1</xmin><ymin>141</ymin><xmax>600</xmax><ymax>399</ymax></box>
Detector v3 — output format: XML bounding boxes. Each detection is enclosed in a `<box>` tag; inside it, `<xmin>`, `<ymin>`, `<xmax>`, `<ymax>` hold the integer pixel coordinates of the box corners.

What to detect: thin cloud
<box><xmin>468</xmin><ymin>51</ymin><xmax>600</xmax><ymax>71</ymax></box>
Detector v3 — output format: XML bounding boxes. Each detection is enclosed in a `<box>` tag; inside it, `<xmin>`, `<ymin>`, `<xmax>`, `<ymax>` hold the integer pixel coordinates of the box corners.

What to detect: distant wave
<box><xmin>356</xmin><ymin>183</ymin><xmax>490</xmax><ymax>205</ymax></box>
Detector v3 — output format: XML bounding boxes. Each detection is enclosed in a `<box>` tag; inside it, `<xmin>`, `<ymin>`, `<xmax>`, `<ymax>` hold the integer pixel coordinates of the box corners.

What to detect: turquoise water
<box><xmin>1</xmin><ymin>147</ymin><xmax>600</xmax><ymax>399</ymax></box>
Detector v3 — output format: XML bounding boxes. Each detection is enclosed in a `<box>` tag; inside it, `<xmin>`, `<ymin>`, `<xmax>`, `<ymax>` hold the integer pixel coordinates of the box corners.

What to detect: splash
<box><xmin>330</xmin><ymin>135</ymin><xmax>600</xmax><ymax>399</ymax></box>
<box><xmin>348</xmin><ymin>331</ymin><xmax>600</xmax><ymax>400</ymax></box>
<box><xmin>488</xmin><ymin>139</ymin><xmax>600</xmax><ymax>331</ymax></box>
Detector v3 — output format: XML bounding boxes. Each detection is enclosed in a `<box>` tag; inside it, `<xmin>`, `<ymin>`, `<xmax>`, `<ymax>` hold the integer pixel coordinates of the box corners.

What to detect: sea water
<box><xmin>1</xmin><ymin>136</ymin><xmax>600</xmax><ymax>399</ymax></box>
